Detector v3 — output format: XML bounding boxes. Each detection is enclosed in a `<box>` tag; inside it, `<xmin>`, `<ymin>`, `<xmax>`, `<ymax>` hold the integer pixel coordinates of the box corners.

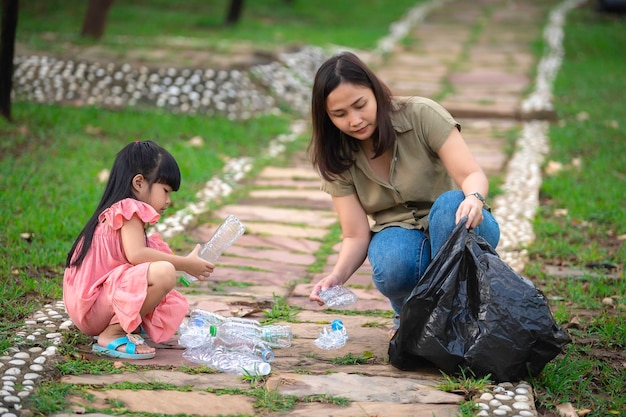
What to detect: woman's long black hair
<box><xmin>308</xmin><ymin>51</ymin><xmax>396</xmax><ymax>182</ymax></box>
<box><xmin>66</xmin><ymin>140</ymin><xmax>181</xmax><ymax>268</ymax></box>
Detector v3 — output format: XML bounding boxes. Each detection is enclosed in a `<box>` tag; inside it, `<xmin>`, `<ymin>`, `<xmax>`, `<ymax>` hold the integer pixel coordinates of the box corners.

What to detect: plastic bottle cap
<box><xmin>243</xmin><ymin>361</ymin><xmax>271</xmax><ymax>376</ymax></box>
<box><xmin>209</xmin><ymin>325</ymin><xmax>217</xmax><ymax>337</ymax></box>
<box><xmin>331</xmin><ymin>319</ymin><xmax>344</xmax><ymax>331</ymax></box>
<box><xmin>262</xmin><ymin>349</ymin><xmax>275</xmax><ymax>362</ymax></box>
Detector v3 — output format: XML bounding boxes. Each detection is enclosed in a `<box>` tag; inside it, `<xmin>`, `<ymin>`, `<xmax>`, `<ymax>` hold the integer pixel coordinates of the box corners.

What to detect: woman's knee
<box><xmin>148</xmin><ymin>261</ymin><xmax>177</xmax><ymax>290</ymax></box>
<box><xmin>429</xmin><ymin>190</ymin><xmax>464</xmax><ymax>222</ymax></box>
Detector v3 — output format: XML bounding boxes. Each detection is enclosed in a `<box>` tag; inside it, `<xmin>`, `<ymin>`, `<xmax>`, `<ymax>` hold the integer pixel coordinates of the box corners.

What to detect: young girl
<box><xmin>64</xmin><ymin>140</ymin><xmax>213</xmax><ymax>359</ymax></box>
<box><xmin>307</xmin><ymin>52</ymin><xmax>501</xmax><ymax>336</ymax></box>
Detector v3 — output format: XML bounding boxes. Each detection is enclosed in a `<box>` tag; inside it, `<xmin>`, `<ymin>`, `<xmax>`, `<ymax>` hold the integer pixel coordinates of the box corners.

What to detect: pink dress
<box><xmin>63</xmin><ymin>198</ymin><xmax>189</xmax><ymax>343</ymax></box>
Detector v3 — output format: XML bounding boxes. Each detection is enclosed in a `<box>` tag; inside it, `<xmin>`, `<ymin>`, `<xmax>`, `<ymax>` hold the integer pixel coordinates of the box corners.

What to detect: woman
<box><xmin>307</xmin><ymin>51</ymin><xmax>500</xmax><ymax>336</ymax></box>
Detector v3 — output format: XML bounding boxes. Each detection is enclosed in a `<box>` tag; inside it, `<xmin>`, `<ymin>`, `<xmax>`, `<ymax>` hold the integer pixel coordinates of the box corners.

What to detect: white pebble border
<box><xmin>2</xmin><ymin>1</ymin><xmax>583</xmax><ymax>417</ymax></box>
<box><xmin>475</xmin><ymin>382</ymin><xmax>537</xmax><ymax>417</ymax></box>
<box><xmin>1</xmin><ymin>301</ymin><xmax>69</xmax><ymax>417</ymax></box>
<box><xmin>492</xmin><ymin>0</ymin><xmax>587</xmax><ymax>273</ymax></box>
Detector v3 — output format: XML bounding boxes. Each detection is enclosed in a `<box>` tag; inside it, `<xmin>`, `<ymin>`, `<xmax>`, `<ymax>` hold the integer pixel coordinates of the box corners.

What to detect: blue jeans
<box><xmin>367</xmin><ymin>190</ymin><xmax>500</xmax><ymax>322</ymax></box>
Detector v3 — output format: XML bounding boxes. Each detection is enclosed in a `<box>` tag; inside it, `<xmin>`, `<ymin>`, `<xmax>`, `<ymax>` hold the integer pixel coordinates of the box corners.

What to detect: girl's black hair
<box><xmin>308</xmin><ymin>51</ymin><xmax>396</xmax><ymax>181</ymax></box>
<box><xmin>66</xmin><ymin>140</ymin><xmax>181</xmax><ymax>268</ymax></box>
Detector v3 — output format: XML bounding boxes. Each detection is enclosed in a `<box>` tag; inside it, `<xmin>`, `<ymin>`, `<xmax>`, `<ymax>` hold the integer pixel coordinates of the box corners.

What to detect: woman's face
<box><xmin>326</xmin><ymin>82</ymin><xmax>377</xmax><ymax>141</ymax></box>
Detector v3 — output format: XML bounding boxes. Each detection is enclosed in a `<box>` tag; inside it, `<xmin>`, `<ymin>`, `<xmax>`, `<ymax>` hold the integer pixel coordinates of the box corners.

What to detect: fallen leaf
<box><xmin>85</xmin><ymin>124</ymin><xmax>102</xmax><ymax>135</ymax></box>
<box><xmin>556</xmin><ymin>402</ymin><xmax>578</xmax><ymax>417</ymax></box>
<box><xmin>189</xmin><ymin>136</ymin><xmax>204</xmax><ymax>147</ymax></box>
<box><xmin>602</xmin><ymin>297</ymin><xmax>615</xmax><ymax>307</ymax></box>
<box><xmin>554</xmin><ymin>208</ymin><xmax>568</xmax><ymax>217</ymax></box>
<box><xmin>98</xmin><ymin>169</ymin><xmax>110</xmax><ymax>183</ymax></box>
<box><xmin>576</xmin><ymin>111</ymin><xmax>589</xmax><ymax>121</ymax></box>
<box><xmin>545</xmin><ymin>160</ymin><xmax>564</xmax><ymax>175</ymax></box>
<box><xmin>563</xmin><ymin>316</ymin><xmax>582</xmax><ymax>330</ymax></box>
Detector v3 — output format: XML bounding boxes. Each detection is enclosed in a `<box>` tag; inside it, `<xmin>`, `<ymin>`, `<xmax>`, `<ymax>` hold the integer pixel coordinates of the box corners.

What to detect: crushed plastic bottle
<box><xmin>184</xmin><ymin>309</ymin><xmax>293</xmax><ymax>348</ymax></box>
<box><xmin>318</xmin><ymin>285</ymin><xmax>358</xmax><ymax>309</ymax></box>
<box><xmin>209</xmin><ymin>321</ymin><xmax>292</xmax><ymax>349</ymax></box>
<box><xmin>209</xmin><ymin>325</ymin><xmax>274</xmax><ymax>362</ymax></box>
<box><xmin>177</xmin><ymin>318</ymin><xmax>275</xmax><ymax>362</ymax></box>
<box><xmin>180</xmin><ymin>215</ymin><xmax>246</xmax><ymax>286</ymax></box>
<box><xmin>183</xmin><ymin>341</ymin><xmax>271</xmax><ymax>376</ymax></box>
<box><xmin>314</xmin><ymin>319</ymin><xmax>348</xmax><ymax>350</ymax></box>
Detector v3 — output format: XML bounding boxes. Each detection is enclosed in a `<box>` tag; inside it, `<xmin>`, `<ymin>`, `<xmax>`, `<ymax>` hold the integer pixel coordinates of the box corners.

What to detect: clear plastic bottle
<box><xmin>187</xmin><ymin>309</ymin><xmax>293</xmax><ymax>348</ymax></box>
<box><xmin>178</xmin><ymin>311</ymin><xmax>254</xmax><ymax>348</ymax></box>
<box><xmin>183</xmin><ymin>342</ymin><xmax>271</xmax><ymax>376</ymax></box>
<box><xmin>209</xmin><ymin>321</ymin><xmax>292</xmax><ymax>349</ymax></box>
<box><xmin>177</xmin><ymin>318</ymin><xmax>210</xmax><ymax>348</ymax></box>
<box><xmin>209</xmin><ymin>325</ymin><xmax>275</xmax><ymax>362</ymax></box>
<box><xmin>179</xmin><ymin>215</ymin><xmax>246</xmax><ymax>285</ymax></box>
<box><xmin>177</xmin><ymin>317</ymin><xmax>275</xmax><ymax>362</ymax></box>
<box><xmin>318</xmin><ymin>285</ymin><xmax>358</xmax><ymax>309</ymax></box>
<box><xmin>189</xmin><ymin>309</ymin><xmax>258</xmax><ymax>327</ymax></box>
<box><xmin>314</xmin><ymin>319</ymin><xmax>348</xmax><ymax>350</ymax></box>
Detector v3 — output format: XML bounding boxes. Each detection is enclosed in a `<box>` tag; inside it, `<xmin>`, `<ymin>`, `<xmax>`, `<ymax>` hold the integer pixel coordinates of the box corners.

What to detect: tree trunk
<box><xmin>225</xmin><ymin>0</ymin><xmax>244</xmax><ymax>26</ymax></box>
<box><xmin>81</xmin><ymin>0</ymin><xmax>114</xmax><ymax>40</ymax></box>
<box><xmin>0</xmin><ymin>0</ymin><xmax>18</xmax><ymax>122</ymax></box>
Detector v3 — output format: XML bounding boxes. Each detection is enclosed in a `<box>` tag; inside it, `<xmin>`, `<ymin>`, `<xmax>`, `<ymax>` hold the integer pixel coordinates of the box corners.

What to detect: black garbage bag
<box><xmin>388</xmin><ymin>219</ymin><xmax>571</xmax><ymax>382</ymax></box>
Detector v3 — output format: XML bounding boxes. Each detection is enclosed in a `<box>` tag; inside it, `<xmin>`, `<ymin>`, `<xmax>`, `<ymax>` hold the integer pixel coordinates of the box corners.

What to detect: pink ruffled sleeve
<box><xmin>99</xmin><ymin>198</ymin><xmax>160</xmax><ymax>230</ymax></box>
<box><xmin>148</xmin><ymin>232</ymin><xmax>174</xmax><ymax>255</ymax></box>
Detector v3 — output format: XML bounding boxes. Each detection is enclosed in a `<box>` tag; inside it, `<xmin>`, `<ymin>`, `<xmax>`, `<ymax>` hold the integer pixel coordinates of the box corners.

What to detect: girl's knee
<box><xmin>148</xmin><ymin>261</ymin><xmax>177</xmax><ymax>290</ymax></box>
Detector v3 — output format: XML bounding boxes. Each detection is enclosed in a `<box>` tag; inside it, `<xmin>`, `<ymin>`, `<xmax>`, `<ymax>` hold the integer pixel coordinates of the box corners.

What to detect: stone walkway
<box><xmin>1</xmin><ymin>0</ymin><xmax>576</xmax><ymax>416</ymax></box>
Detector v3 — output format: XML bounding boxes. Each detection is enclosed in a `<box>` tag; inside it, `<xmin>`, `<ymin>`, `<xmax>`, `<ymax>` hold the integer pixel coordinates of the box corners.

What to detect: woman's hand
<box><xmin>456</xmin><ymin>195</ymin><xmax>484</xmax><ymax>229</ymax></box>
<box><xmin>309</xmin><ymin>274</ymin><xmax>344</xmax><ymax>306</ymax></box>
<box><xmin>185</xmin><ymin>244</ymin><xmax>215</xmax><ymax>280</ymax></box>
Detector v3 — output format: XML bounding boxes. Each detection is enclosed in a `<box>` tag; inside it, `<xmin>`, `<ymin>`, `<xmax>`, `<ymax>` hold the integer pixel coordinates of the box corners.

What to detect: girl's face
<box><xmin>134</xmin><ymin>175</ymin><xmax>172</xmax><ymax>215</ymax></box>
<box><xmin>326</xmin><ymin>82</ymin><xmax>378</xmax><ymax>141</ymax></box>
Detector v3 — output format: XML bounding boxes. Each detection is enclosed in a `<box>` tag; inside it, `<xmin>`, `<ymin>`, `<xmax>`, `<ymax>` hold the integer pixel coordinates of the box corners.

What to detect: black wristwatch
<box><xmin>467</xmin><ymin>192</ymin><xmax>490</xmax><ymax>210</ymax></box>
<box><xmin>467</xmin><ymin>192</ymin><xmax>485</xmax><ymax>204</ymax></box>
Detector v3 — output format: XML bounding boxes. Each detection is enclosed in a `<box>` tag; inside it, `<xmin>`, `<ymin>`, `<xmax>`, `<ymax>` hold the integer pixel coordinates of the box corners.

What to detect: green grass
<box><xmin>18</xmin><ymin>0</ymin><xmax>428</xmax><ymax>52</ymax></box>
<box><xmin>523</xmin><ymin>5</ymin><xmax>626</xmax><ymax>416</ymax></box>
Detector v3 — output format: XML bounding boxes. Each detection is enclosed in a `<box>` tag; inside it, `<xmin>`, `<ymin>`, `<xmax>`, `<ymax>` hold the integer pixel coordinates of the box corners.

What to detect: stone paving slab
<box><xmin>267</xmin><ymin>373</ymin><xmax>463</xmax><ymax>404</ymax></box>
<box><xmin>214</xmin><ymin>205</ymin><xmax>338</xmax><ymax>227</ymax></box>
<box><xmin>279</xmin><ymin>402</ymin><xmax>460</xmax><ymax>417</ymax></box>
<box><xmin>67</xmin><ymin>390</ymin><xmax>257</xmax><ymax>416</ymax></box>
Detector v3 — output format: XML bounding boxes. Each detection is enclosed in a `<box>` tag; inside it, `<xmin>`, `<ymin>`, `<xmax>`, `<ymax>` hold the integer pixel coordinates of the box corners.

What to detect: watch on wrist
<box><xmin>467</xmin><ymin>192</ymin><xmax>485</xmax><ymax>204</ymax></box>
<box><xmin>467</xmin><ymin>192</ymin><xmax>490</xmax><ymax>210</ymax></box>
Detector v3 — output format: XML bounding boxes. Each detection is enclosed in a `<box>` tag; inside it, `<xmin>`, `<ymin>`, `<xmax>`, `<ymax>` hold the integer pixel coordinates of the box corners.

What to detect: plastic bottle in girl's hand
<box><xmin>179</xmin><ymin>215</ymin><xmax>245</xmax><ymax>285</ymax></box>
<box><xmin>318</xmin><ymin>285</ymin><xmax>358</xmax><ymax>309</ymax></box>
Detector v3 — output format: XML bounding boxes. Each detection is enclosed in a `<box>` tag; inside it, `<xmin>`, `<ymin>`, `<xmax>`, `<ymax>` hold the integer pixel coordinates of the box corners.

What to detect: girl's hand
<box><xmin>309</xmin><ymin>274</ymin><xmax>344</xmax><ymax>306</ymax></box>
<box><xmin>185</xmin><ymin>244</ymin><xmax>215</xmax><ymax>281</ymax></box>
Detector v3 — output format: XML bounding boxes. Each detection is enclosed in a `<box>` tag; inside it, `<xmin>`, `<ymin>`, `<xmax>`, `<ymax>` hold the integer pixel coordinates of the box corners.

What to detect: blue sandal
<box><xmin>92</xmin><ymin>334</ymin><xmax>155</xmax><ymax>359</ymax></box>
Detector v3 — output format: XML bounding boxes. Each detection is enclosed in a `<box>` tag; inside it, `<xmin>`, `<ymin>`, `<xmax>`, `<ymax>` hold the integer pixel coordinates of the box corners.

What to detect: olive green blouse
<box><xmin>321</xmin><ymin>96</ymin><xmax>460</xmax><ymax>232</ymax></box>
